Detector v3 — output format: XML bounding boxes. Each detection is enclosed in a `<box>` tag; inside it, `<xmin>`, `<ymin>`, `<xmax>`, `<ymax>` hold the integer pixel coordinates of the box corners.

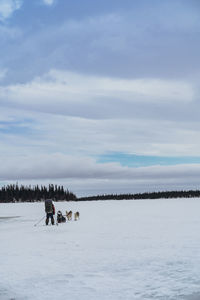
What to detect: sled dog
<box><xmin>57</xmin><ymin>211</ymin><xmax>66</xmax><ymax>223</ymax></box>
<box><xmin>66</xmin><ymin>210</ymin><xmax>72</xmax><ymax>221</ymax></box>
<box><xmin>74</xmin><ymin>211</ymin><xmax>80</xmax><ymax>221</ymax></box>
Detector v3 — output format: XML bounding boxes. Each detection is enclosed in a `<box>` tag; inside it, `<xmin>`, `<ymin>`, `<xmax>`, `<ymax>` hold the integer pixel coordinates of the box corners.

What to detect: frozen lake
<box><xmin>1</xmin><ymin>198</ymin><xmax>200</xmax><ymax>300</ymax></box>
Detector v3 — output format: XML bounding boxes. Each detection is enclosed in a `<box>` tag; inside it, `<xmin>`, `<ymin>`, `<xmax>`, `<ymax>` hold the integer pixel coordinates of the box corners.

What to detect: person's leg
<box><xmin>50</xmin><ymin>213</ymin><xmax>54</xmax><ymax>225</ymax></box>
<box><xmin>46</xmin><ymin>213</ymin><xmax>49</xmax><ymax>225</ymax></box>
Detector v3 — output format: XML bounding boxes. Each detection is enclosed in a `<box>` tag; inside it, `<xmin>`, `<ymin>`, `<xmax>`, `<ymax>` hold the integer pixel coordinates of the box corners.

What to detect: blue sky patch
<box><xmin>97</xmin><ymin>152</ymin><xmax>200</xmax><ymax>167</ymax></box>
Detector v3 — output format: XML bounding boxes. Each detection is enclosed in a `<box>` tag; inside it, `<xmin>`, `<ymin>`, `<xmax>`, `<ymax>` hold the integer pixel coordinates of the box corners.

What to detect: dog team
<box><xmin>44</xmin><ymin>198</ymin><xmax>80</xmax><ymax>225</ymax></box>
<box><xmin>57</xmin><ymin>210</ymin><xmax>80</xmax><ymax>224</ymax></box>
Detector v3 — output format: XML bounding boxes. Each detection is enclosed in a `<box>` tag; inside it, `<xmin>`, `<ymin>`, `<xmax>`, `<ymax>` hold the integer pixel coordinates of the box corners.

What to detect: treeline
<box><xmin>78</xmin><ymin>190</ymin><xmax>200</xmax><ymax>201</ymax></box>
<box><xmin>0</xmin><ymin>184</ymin><xmax>77</xmax><ymax>203</ymax></box>
<box><xmin>1</xmin><ymin>186</ymin><xmax>200</xmax><ymax>203</ymax></box>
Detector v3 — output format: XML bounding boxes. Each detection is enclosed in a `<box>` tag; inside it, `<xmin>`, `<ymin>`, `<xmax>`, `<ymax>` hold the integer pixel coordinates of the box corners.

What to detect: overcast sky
<box><xmin>0</xmin><ymin>0</ymin><xmax>200</xmax><ymax>196</ymax></box>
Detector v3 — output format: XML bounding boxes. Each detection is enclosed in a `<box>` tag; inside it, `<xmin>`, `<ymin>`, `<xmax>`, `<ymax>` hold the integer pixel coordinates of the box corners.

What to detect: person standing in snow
<box><xmin>44</xmin><ymin>199</ymin><xmax>55</xmax><ymax>225</ymax></box>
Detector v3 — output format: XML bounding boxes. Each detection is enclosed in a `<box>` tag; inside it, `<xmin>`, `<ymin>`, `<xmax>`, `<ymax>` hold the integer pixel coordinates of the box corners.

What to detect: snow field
<box><xmin>1</xmin><ymin>199</ymin><xmax>200</xmax><ymax>299</ymax></box>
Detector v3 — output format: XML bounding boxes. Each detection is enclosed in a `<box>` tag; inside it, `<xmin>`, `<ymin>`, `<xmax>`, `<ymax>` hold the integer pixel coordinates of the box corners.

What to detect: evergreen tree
<box><xmin>0</xmin><ymin>184</ymin><xmax>77</xmax><ymax>203</ymax></box>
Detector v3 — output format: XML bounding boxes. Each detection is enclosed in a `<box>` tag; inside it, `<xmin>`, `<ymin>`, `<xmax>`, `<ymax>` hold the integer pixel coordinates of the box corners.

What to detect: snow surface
<box><xmin>1</xmin><ymin>198</ymin><xmax>200</xmax><ymax>300</ymax></box>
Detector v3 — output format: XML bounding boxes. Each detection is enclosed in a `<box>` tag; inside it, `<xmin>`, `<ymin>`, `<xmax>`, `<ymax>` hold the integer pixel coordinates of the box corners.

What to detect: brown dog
<box><xmin>66</xmin><ymin>210</ymin><xmax>72</xmax><ymax>221</ymax></box>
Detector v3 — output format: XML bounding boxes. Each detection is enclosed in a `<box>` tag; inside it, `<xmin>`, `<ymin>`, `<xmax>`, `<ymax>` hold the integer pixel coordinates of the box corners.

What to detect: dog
<box><xmin>57</xmin><ymin>211</ymin><xmax>66</xmax><ymax>223</ymax></box>
<box><xmin>66</xmin><ymin>210</ymin><xmax>72</xmax><ymax>221</ymax></box>
<box><xmin>74</xmin><ymin>211</ymin><xmax>80</xmax><ymax>221</ymax></box>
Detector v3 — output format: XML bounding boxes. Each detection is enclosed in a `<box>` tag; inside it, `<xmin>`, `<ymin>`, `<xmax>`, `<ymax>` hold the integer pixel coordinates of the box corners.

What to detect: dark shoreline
<box><xmin>78</xmin><ymin>190</ymin><xmax>200</xmax><ymax>202</ymax></box>
<box><xmin>1</xmin><ymin>189</ymin><xmax>200</xmax><ymax>203</ymax></box>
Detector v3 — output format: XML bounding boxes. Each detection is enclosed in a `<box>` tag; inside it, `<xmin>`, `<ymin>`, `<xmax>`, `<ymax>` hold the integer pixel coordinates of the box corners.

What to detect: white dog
<box><xmin>74</xmin><ymin>211</ymin><xmax>80</xmax><ymax>221</ymax></box>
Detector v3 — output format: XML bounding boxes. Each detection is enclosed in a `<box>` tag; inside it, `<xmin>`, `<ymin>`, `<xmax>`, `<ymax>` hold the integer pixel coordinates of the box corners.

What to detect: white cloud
<box><xmin>1</xmin><ymin>154</ymin><xmax>200</xmax><ymax>181</ymax></box>
<box><xmin>2</xmin><ymin>6</ymin><xmax>199</xmax><ymax>83</ymax></box>
<box><xmin>0</xmin><ymin>153</ymin><xmax>200</xmax><ymax>196</ymax></box>
<box><xmin>0</xmin><ymin>70</ymin><xmax>199</xmax><ymax>162</ymax></box>
<box><xmin>0</xmin><ymin>0</ymin><xmax>22</xmax><ymax>21</ymax></box>
<box><xmin>42</xmin><ymin>0</ymin><xmax>55</xmax><ymax>6</ymax></box>
<box><xmin>0</xmin><ymin>70</ymin><xmax>194</xmax><ymax>112</ymax></box>
<box><xmin>1</xmin><ymin>105</ymin><xmax>200</xmax><ymax>162</ymax></box>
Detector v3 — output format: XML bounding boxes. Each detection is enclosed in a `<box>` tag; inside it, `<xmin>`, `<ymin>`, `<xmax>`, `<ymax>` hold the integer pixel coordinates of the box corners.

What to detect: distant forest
<box><xmin>78</xmin><ymin>190</ymin><xmax>200</xmax><ymax>201</ymax></box>
<box><xmin>0</xmin><ymin>184</ymin><xmax>77</xmax><ymax>203</ymax></box>
<box><xmin>1</xmin><ymin>185</ymin><xmax>200</xmax><ymax>203</ymax></box>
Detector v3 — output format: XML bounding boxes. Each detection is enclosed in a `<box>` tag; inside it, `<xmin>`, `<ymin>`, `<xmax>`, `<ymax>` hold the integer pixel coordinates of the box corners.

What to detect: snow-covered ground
<box><xmin>1</xmin><ymin>198</ymin><xmax>200</xmax><ymax>300</ymax></box>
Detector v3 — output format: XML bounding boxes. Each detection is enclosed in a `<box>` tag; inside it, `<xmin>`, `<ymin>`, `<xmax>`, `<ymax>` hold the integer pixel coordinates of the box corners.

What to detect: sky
<box><xmin>0</xmin><ymin>0</ymin><xmax>200</xmax><ymax>196</ymax></box>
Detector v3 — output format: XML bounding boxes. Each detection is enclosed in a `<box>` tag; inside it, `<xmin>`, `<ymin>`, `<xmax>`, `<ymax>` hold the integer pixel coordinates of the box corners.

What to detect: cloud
<box><xmin>42</xmin><ymin>0</ymin><xmax>55</xmax><ymax>6</ymax></box>
<box><xmin>1</xmin><ymin>153</ymin><xmax>200</xmax><ymax>196</ymax></box>
<box><xmin>0</xmin><ymin>70</ymin><xmax>194</xmax><ymax>114</ymax></box>
<box><xmin>0</xmin><ymin>151</ymin><xmax>198</xmax><ymax>182</ymax></box>
<box><xmin>0</xmin><ymin>25</ymin><xmax>21</xmax><ymax>42</ymax></box>
<box><xmin>0</xmin><ymin>70</ymin><xmax>199</xmax><ymax>162</ymax></box>
<box><xmin>1</xmin><ymin>2</ymin><xmax>200</xmax><ymax>84</ymax></box>
<box><xmin>0</xmin><ymin>1</ymin><xmax>199</xmax><ymax>196</ymax></box>
<box><xmin>1</xmin><ymin>106</ymin><xmax>200</xmax><ymax>161</ymax></box>
<box><xmin>0</xmin><ymin>0</ymin><xmax>22</xmax><ymax>21</ymax></box>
